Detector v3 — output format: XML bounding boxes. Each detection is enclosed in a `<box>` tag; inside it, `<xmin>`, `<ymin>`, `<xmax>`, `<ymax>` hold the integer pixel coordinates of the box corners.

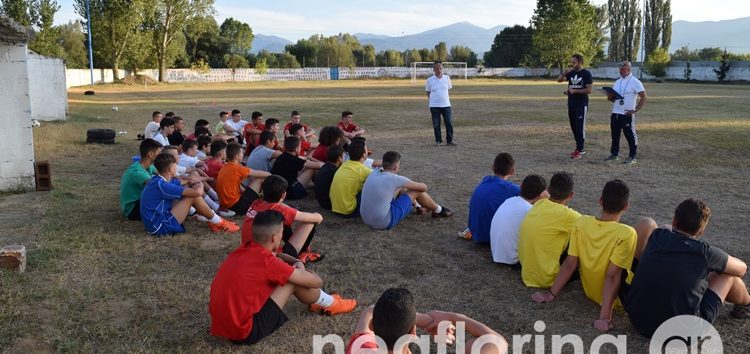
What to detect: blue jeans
<box><xmin>430</xmin><ymin>107</ymin><xmax>453</xmax><ymax>143</ymax></box>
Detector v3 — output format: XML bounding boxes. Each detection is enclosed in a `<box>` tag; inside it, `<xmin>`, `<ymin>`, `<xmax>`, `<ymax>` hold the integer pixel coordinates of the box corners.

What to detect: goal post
<box><xmin>410</xmin><ymin>61</ymin><xmax>467</xmax><ymax>83</ymax></box>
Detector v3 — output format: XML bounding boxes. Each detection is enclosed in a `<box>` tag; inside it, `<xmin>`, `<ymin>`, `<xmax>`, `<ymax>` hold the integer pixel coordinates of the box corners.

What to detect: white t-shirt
<box><xmin>224</xmin><ymin>119</ymin><xmax>248</xmax><ymax>137</ymax></box>
<box><xmin>425</xmin><ymin>74</ymin><xmax>452</xmax><ymax>108</ymax></box>
<box><xmin>196</xmin><ymin>150</ymin><xmax>207</xmax><ymax>160</ymax></box>
<box><xmin>144</xmin><ymin>121</ymin><xmax>160</xmax><ymax>139</ymax></box>
<box><xmin>611</xmin><ymin>74</ymin><xmax>645</xmax><ymax>115</ymax></box>
<box><xmin>179</xmin><ymin>153</ymin><xmax>199</xmax><ymax>169</ymax></box>
<box><xmin>152</xmin><ymin>132</ymin><xmax>169</xmax><ymax>146</ymax></box>
<box><xmin>490</xmin><ymin>196</ymin><xmax>533</xmax><ymax>264</ymax></box>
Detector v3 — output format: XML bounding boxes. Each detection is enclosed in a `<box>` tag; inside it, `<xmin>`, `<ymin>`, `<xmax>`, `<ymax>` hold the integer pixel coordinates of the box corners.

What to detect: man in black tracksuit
<box><xmin>557</xmin><ymin>54</ymin><xmax>593</xmax><ymax>160</ymax></box>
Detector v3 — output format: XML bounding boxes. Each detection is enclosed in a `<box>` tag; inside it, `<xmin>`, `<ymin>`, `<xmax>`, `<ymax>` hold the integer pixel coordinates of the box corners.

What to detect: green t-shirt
<box><xmin>119</xmin><ymin>161</ymin><xmax>157</xmax><ymax>216</ymax></box>
<box><xmin>214</xmin><ymin>121</ymin><xmax>226</xmax><ymax>135</ymax></box>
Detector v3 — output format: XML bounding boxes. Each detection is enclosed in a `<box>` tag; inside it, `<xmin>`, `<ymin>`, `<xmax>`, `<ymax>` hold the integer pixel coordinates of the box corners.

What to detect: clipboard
<box><xmin>600</xmin><ymin>87</ymin><xmax>624</xmax><ymax>100</ymax></box>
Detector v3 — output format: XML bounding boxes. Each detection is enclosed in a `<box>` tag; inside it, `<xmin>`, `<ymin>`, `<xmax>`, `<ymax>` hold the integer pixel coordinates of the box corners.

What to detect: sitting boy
<box><xmin>216</xmin><ymin>142</ymin><xmax>271</xmax><ymax>214</ymax></box>
<box><xmin>167</xmin><ymin>116</ymin><xmax>186</xmax><ymax>146</ymax></box>
<box><xmin>490</xmin><ymin>174</ymin><xmax>548</xmax><ymax>265</ymax></box>
<box><xmin>179</xmin><ymin>140</ymin><xmax>205</xmax><ymax>170</ymax></box>
<box><xmin>465</xmin><ymin>153</ymin><xmax>519</xmax><ymax>243</ymax></box>
<box><xmin>120</xmin><ymin>139</ymin><xmax>163</xmax><ymax>220</ymax></box>
<box><xmin>624</xmin><ymin>198</ymin><xmax>750</xmax><ymax>336</ymax></box>
<box><xmin>243</xmin><ymin>111</ymin><xmax>265</xmax><ymax>156</ymax></box>
<box><xmin>270</xmin><ymin>136</ymin><xmax>323</xmax><ymax>200</ymax></box>
<box><xmin>196</xmin><ymin>135</ymin><xmax>212</xmax><ymax>160</ymax></box>
<box><xmin>214</xmin><ymin>111</ymin><xmax>229</xmax><ymax>135</ymax></box>
<box><xmin>314</xmin><ymin>145</ymin><xmax>343</xmax><ymax>210</ymax></box>
<box><xmin>209</xmin><ymin>210</ymin><xmax>356</xmax><ymax>345</ymax></box>
<box><xmin>246</xmin><ymin>131</ymin><xmax>282</xmax><ymax>172</ymax></box>
<box><xmin>204</xmin><ymin>140</ymin><xmax>227</xmax><ymax>180</ymax></box>
<box><xmin>264</xmin><ymin>118</ymin><xmax>282</xmax><ymax>150</ymax></box>
<box><xmin>242</xmin><ymin>175</ymin><xmax>324</xmax><ymax>262</ymax></box>
<box><xmin>224</xmin><ymin>109</ymin><xmax>247</xmax><ymax>144</ymax></box>
<box><xmin>531</xmin><ymin>180</ymin><xmax>655</xmax><ymax>332</ymax></box>
<box><xmin>361</xmin><ymin>151</ymin><xmax>453</xmax><ymax>230</ymax></box>
<box><xmin>337</xmin><ymin>110</ymin><xmax>365</xmax><ymax>145</ymax></box>
<box><xmin>144</xmin><ymin>111</ymin><xmax>162</xmax><ymax>139</ymax></box>
<box><xmin>346</xmin><ymin>288</ymin><xmax>507</xmax><ymax>354</ymax></box>
<box><xmin>283</xmin><ymin>110</ymin><xmax>315</xmax><ymax>138</ymax></box>
<box><xmin>311</xmin><ymin>126</ymin><xmax>344</xmax><ymax>162</ymax></box>
<box><xmin>329</xmin><ymin>139</ymin><xmax>371</xmax><ymax>216</ymax></box>
<box><xmin>152</xmin><ymin>117</ymin><xmax>174</xmax><ymax>146</ymax></box>
<box><xmin>517</xmin><ymin>172</ymin><xmax>581</xmax><ymax>288</ymax></box>
<box><xmin>289</xmin><ymin>123</ymin><xmax>317</xmax><ymax>157</ymax></box>
<box><xmin>185</xmin><ymin>119</ymin><xmax>210</xmax><ymax>141</ymax></box>
<box><xmin>140</xmin><ymin>153</ymin><xmax>239</xmax><ymax>236</ymax></box>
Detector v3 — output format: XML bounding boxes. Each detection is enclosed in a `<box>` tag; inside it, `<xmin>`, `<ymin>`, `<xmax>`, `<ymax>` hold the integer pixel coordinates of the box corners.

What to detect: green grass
<box><xmin>1</xmin><ymin>79</ymin><xmax>749</xmax><ymax>353</ymax></box>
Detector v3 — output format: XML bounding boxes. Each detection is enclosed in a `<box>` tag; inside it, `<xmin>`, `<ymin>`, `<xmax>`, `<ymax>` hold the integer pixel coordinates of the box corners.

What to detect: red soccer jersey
<box><xmin>241</xmin><ymin>199</ymin><xmax>298</xmax><ymax>246</ymax></box>
<box><xmin>300</xmin><ymin>140</ymin><xmax>312</xmax><ymax>157</ymax></box>
<box><xmin>244</xmin><ymin>123</ymin><xmax>265</xmax><ymax>146</ymax></box>
<box><xmin>204</xmin><ymin>158</ymin><xmax>224</xmax><ymax>179</ymax></box>
<box><xmin>209</xmin><ymin>243</ymin><xmax>294</xmax><ymax>341</ymax></box>
<box><xmin>312</xmin><ymin>145</ymin><xmax>329</xmax><ymax>162</ymax></box>
<box><xmin>284</xmin><ymin>122</ymin><xmax>311</xmax><ymax>134</ymax></box>
<box><xmin>337</xmin><ymin>121</ymin><xmax>359</xmax><ymax>133</ymax></box>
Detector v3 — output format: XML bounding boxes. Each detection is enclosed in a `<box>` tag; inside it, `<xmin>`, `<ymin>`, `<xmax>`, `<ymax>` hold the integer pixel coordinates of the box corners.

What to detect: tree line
<box><xmin>2</xmin><ymin>0</ymin><xmax>747</xmax><ymax>81</ymax></box>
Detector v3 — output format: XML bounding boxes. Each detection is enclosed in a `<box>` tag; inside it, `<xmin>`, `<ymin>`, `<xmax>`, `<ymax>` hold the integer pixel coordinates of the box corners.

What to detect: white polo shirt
<box><xmin>152</xmin><ymin>132</ymin><xmax>169</xmax><ymax>146</ymax></box>
<box><xmin>425</xmin><ymin>74</ymin><xmax>452</xmax><ymax>108</ymax></box>
<box><xmin>611</xmin><ymin>74</ymin><xmax>645</xmax><ymax>115</ymax></box>
<box><xmin>224</xmin><ymin>119</ymin><xmax>248</xmax><ymax>137</ymax></box>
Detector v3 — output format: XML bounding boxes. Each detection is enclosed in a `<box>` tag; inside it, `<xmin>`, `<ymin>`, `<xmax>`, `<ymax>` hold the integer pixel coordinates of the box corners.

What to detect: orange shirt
<box><xmin>216</xmin><ymin>162</ymin><xmax>252</xmax><ymax>208</ymax></box>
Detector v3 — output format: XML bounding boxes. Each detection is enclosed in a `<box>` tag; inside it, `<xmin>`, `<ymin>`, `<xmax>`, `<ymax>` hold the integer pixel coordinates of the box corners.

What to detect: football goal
<box><xmin>410</xmin><ymin>61</ymin><xmax>468</xmax><ymax>83</ymax></box>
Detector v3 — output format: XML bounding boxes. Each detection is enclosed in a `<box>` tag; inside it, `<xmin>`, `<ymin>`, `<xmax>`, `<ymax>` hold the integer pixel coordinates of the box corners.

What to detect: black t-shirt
<box><xmin>270</xmin><ymin>152</ymin><xmax>305</xmax><ymax>190</ymax></box>
<box><xmin>168</xmin><ymin>131</ymin><xmax>185</xmax><ymax>146</ymax></box>
<box><xmin>313</xmin><ymin>162</ymin><xmax>338</xmax><ymax>210</ymax></box>
<box><xmin>566</xmin><ymin>69</ymin><xmax>593</xmax><ymax>107</ymax></box>
<box><xmin>625</xmin><ymin>228</ymin><xmax>728</xmax><ymax>336</ymax></box>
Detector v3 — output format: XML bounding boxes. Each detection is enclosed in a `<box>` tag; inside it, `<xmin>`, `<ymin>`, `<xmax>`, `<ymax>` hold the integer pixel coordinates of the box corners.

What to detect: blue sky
<box><xmin>55</xmin><ymin>0</ymin><xmax>750</xmax><ymax>41</ymax></box>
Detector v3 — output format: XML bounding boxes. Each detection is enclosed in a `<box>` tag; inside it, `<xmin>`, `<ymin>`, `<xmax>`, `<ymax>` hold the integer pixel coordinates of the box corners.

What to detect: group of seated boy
<box><xmin>462</xmin><ymin>153</ymin><xmax>750</xmax><ymax>336</ymax></box>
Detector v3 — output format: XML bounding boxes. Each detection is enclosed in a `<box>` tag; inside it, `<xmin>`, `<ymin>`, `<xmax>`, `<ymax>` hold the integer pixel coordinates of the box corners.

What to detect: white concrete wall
<box><xmin>28</xmin><ymin>54</ymin><xmax>67</xmax><ymax>121</ymax></box>
<box><xmin>0</xmin><ymin>42</ymin><xmax>35</xmax><ymax>191</ymax></box>
<box><xmin>66</xmin><ymin>68</ymin><xmax>130</xmax><ymax>87</ymax></box>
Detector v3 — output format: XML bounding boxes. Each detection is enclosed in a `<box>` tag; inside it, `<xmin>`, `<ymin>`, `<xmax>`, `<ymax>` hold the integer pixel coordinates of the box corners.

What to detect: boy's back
<box><xmin>468</xmin><ymin>176</ymin><xmax>520</xmax><ymax>243</ymax></box>
<box><xmin>247</xmin><ymin>145</ymin><xmax>275</xmax><ymax>172</ymax></box>
<box><xmin>140</xmin><ymin>175</ymin><xmax>185</xmax><ymax>235</ymax></box>
<box><xmin>569</xmin><ymin>215</ymin><xmax>636</xmax><ymax>305</ymax></box>
<box><xmin>360</xmin><ymin>169</ymin><xmax>411</xmax><ymax>229</ymax></box>
<box><xmin>518</xmin><ymin>198</ymin><xmax>581</xmax><ymax>287</ymax></box>
<box><xmin>241</xmin><ymin>199</ymin><xmax>298</xmax><ymax>245</ymax></box>
<box><xmin>270</xmin><ymin>152</ymin><xmax>305</xmax><ymax>188</ymax></box>
<box><xmin>216</xmin><ymin>162</ymin><xmax>250</xmax><ymax>208</ymax></box>
<box><xmin>314</xmin><ymin>162</ymin><xmax>338</xmax><ymax>210</ymax></box>
<box><xmin>330</xmin><ymin>160</ymin><xmax>372</xmax><ymax>215</ymax></box>
<box><xmin>625</xmin><ymin>228</ymin><xmax>729</xmax><ymax>336</ymax></box>
<box><xmin>120</xmin><ymin>162</ymin><xmax>157</xmax><ymax>217</ymax></box>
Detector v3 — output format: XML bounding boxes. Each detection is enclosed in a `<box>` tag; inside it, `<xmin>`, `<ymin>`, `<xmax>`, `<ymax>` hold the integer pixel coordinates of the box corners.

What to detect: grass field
<box><xmin>1</xmin><ymin>79</ymin><xmax>749</xmax><ymax>353</ymax></box>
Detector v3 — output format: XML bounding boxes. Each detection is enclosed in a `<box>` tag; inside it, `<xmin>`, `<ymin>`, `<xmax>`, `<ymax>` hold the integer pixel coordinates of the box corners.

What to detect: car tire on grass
<box><xmin>87</xmin><ymin>128</ymin><xmax>116</xmax><ymax>140</ymax></box>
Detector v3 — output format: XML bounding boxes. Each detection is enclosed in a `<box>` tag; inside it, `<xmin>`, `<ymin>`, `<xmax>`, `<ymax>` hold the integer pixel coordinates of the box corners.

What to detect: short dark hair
<box><xmin>318</xmin><ymin>126</ymin><xmax>344</xmax><ymax>146</ymax></box>
<box><xmin>291</xmin><ymin>110</ymin><xmax>300</xmax><ymax>117</ymax></box>
<box><xmin>154</xmin><ymin>152</ymin><xmax>176</xmax><ymax>173</ymax></box>
<box><xmin>257</xmin><ymin>130</ymin><xmax>276</xmax><ymax>146</ymax></box>
<box><xmin>289</xmin><ymin>123</ymin><xmax>304</xmax><ymax>136</ymax></box>
<box><xmin>265</xmin><ymin>118</ymin><xmax>279</xmax><ymax>128</ymax></box>
<box><xmin>493</xmin><ymin>153</ymin><xmax>514</xmax><ymax>176</ymax></box>
<box><xmin>327</xmin><ymin>145</ymin><xmax>344</xmax><ymax>163</ymax></box>
<box><xmin>172</xmin><ymin>116</ymin><xmax>184</xmax><ymax>123</ymax></box>
<box><xmin>548</xmin><ymin>172</ymin><xmax>574</xmax><ymax>201</ymax></box>
<box><xmin>382</xmin><ymin>151</ymin><xmax>401</xmax><ymax>170</ymax></box>
<box><xmin>162</xmin><ymin>145</ymin><xmax>179</xmax><ymax>154</ymax></box>
<box><xmin>165</xmin><ymin>111</ymin><xmax>175</xmax><ymax>118</ymax></box>
<box><xmin>210</xmin><ymin>140</ymin><xmax>228</xmax><ymax>156</ymax></box>
<box><xmin>520</xmin><ymin>175</ymin><xmax>547</xmax><ymax>200</ymax></box>
<box><xmin>181</xmin><ymin>139</ymin><xmax>198</xmax><ymax>152</ymax></box>
<box><xmin>601</xmin><ymin>179</ymin><xmax>629</xmax><ymax>213</ymax></box>
<box><xmin>139</xmin><ymin>138</ymin><xmax>163</xmax><ymax>158</ymax></box>
<box><xmin>674</xmin><ymin>198</ymin><xmax>711</xmax><ymax>235</ymax></box>
<box><xmin>251</xmin><ymin>210</ymin><xmax>284</xmax><ymax>244</ymax></box>
<box><xmin>572</xmin><ymin>53</ymin><xmax>584</xmax><ymax>64</ymax></box>
<box><xmin>348</xmin><ymin>139</ymin><xmax>366</xmax><ymax>161</ymax></box>
<box><xmin>159</xmin><ymin>117</ymin><xmax>175</xmax><ymax>130</ymax></box>
<box><xmin>195</xmin><ymin>119</ymin><xmax>210</xmax><ymax>130</ymax></box>
<box><xmin>197</xmin><ymin>135</ymin><xmax>212</xmax><ymax>150</ymax></box>
<box><xmin>225</xmin><ymin>142</ymin><xmax>243</xmax><ymax>161</ymax></box>
<box><xmin>284</xmin><ymin>136</ymin><xmax>301</xmax><ymax>152</ymax></box>
<box><xmin>231</xmin><ymin>109</ymin><xmax>241</xmax><ymax>116</ymax></box>
<box><xmin>219</xmin><ymin>111</ymin><xmax>229</xmax><ymax>118</ymax></box>
<box><xmin>262</xmin><ymin>175</ymin><xmax>288</xmax><ymax>202</ymax></box>
<box><xmin>341</xmin><ymin>111</ymin><xmax>353</xmax><ymax>118</ymax></box>
<box><xmin>372</xmin><ymin>288</ymin><xmax>416</xmax><ymax>350</ymax></box>
<box><xmin>251</xmin><ymin>111</ymin><xmax>263</xmax><ymax>120</ymax></box>
<box><xmin>152</xmin><ymin>111</ymin><xmax>161</xmax><ymax>119</ymax></box>
<box><xmin>195</xmin><ymin>126</ymin><xmax>211</xmax><ymax>137</ymax></box>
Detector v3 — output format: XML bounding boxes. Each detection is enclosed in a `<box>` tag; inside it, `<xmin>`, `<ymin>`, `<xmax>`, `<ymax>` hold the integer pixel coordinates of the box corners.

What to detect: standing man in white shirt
<box><xmin>425</xmin><ymin>61</ymin><xmax>455</xmax><ymax>146</ymax></box>
<box><xmin>606</xmin><ymin>61</ymin><xmax>647</xmax><ymax>164</ymax></box>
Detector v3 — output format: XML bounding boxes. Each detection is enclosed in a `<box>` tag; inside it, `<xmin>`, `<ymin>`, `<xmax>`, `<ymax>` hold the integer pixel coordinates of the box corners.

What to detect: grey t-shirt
<box><xmin>360</xmin><ymin>168</ymin><xmax>411</xmax><ymax>229</ymax></box>
<box><xmin>246</xmin><ymin>145</ymin><xmax>275</xmax><ymax>171</ymax></box>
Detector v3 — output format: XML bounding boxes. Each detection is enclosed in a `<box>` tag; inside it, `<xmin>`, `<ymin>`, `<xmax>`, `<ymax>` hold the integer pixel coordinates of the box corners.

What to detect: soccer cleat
<box><xmin>569</xmin><ymin>150</ymin><xmax>578</xmax><ymax>157</ymax></box>
<box><xmin>218</xmin><ymin>208</ymin><xmax>236</xmax><ymax>218</ymax></box>
<box><xmin>571</xmin><ymin>150</ymin><xmax>582</xmax><ymax>159</ymax></box>
<box><xmin>623</xmin><ymin>157</ymin><xmax>637</xmax><ymax>165</ymax></box>
<box><xmin>604</xmin><ymin>155</ymin><xmax>620</xmax><ymax>161</ymax></box>
<box><xmin>432</xmin><ymin>207</ymin><xmax>455</xmax><ymax>218</ymax></box>
<box><xmin>310</xmin><ymin>294</ymin><xmax>357</xmax><ymax>316</ymax></box>
<box><xmin>299</xmin><ymin>251</ymin><xmax>325</xmax><ymax>264</ymax></box>
<box><xmin>730</xmin><ymin>303</ymin><xmax>750</xmax><ymax>319</ymax></box>
<box><xmin>457</xmin><ymin>228</ymin><xmax>473</xmax><ymax>240</ymax></box>
<box><xmin>208</xmin><ymin>218</ymin><xmax>240</xmax><ymax>233</ymax></box>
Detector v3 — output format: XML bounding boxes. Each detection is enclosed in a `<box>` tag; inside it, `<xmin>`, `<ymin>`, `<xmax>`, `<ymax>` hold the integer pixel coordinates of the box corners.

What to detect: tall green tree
<box><xmin>219</xmin><ymin>17</ymin><xmax>253</xmax><ymax>55</ymax></box>
<box><xmin>27</xmin><ymin>0</ymin><xmax>62</xmax><ymax>57</ymax></box>
<box><xmin>56</xmin><ymin>21</ymin><xmax>88</xmax><ymax>68</ymax></box>
<box><xmin>531</xmin><ymin>0</ymin><xmax>601</xmax><ymax>69</ymax></box>
<box><xmin>483</xmin><ymin>25</ymin><xmax>534</xmax><ymax>67</ymax></box>
<box><xmin>1</xmin><ymin>0</ymin><xmax>34</xmax><ymax>26</ymax></box>
<box><xmin>434</xmin><ymin>41</ymin><xmax>448</xmax><ymax>61</ymax></box>
<box><xmin>184</xmin><ymin>15</ymin><xmax>217</xmax><ymax>60</ymax></box>
<box><xmin>150</xmin><ymin>0</ymin><xmax>215</xmax><ymax>82</ymax></box>
<box><xmin>448</xmin><ymin>45</ymin><xmax>477</xmax><ymax>67</ymax></box>
<box><xmin>643</xmin><ymin>0</ymin><xmax>671</xmax><ymax>60</ymax></box>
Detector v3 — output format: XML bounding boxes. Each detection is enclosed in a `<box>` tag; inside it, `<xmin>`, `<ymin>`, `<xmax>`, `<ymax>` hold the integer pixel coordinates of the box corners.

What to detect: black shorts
<box><xmin>286</xmin><ymin>180</ymin><xmax>308</xmax><ymax>200</ymax></box>
<box><xmin>229</xmin><ymin>188</ymin><xmax>260</xmax><ymax>215</ymax></box>
<box><xmin>127</xmin><ymin>202</ymin><xmax>141</xmax><ymax>221</ymax></box>
<box><xmin>618</xmin><ymin>258</ymin><xmax>638</xmax><ymax>304</ymax></box>
<box><xmin>698</xmin><ymin>289</ymin><xmax>722</xmax><ymax>324</ymax></box>
<box><xmin>232</xmin><ymin>299</ymin><xmax>288</xmax><ymax>345</ymax></box>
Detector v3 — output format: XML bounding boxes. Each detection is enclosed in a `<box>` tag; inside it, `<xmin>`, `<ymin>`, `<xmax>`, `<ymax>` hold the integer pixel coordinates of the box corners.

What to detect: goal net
<box><xmin>410</xmin><ymin>61</ymin><xmax>468</xmax><ymax>83</ymax></box>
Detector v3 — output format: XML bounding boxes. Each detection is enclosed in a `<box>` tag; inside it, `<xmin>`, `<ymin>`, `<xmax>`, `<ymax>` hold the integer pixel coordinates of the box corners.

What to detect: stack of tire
<box><xmin>86</xmin><ymin>129</ymin><xmax>116</xmax><ymax>144</ymax></box>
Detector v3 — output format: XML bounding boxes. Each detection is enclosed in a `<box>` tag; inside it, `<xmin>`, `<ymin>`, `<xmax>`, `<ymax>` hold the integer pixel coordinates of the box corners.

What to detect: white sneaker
<box><xmin>218</xmin><ymin>209</ymin><xmax>236</xmax><ymax>218</ymax></box>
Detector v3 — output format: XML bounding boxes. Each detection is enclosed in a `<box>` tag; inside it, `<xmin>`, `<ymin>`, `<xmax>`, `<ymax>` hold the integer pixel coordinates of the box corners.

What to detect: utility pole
<box><xmin>86</xmin><ymin>0</ymin><xmax>94</xmax><ymax>86</ymax></box>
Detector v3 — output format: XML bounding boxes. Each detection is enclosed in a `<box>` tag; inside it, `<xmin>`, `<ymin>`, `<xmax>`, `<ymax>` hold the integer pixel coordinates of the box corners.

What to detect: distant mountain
<box><xmin>671</xmin><ymin>17</ymin><xmax>750</xmax><ymax>54</ymax></box>
<box><xmin>355</xmin><ymin>22</ymin><xmax>507</xmax><ymax>54</ymax></box>
<box><xmin>251</xmin><ymin>34</ymin><xmax>293</xmax><ymax>54</ymax></box>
